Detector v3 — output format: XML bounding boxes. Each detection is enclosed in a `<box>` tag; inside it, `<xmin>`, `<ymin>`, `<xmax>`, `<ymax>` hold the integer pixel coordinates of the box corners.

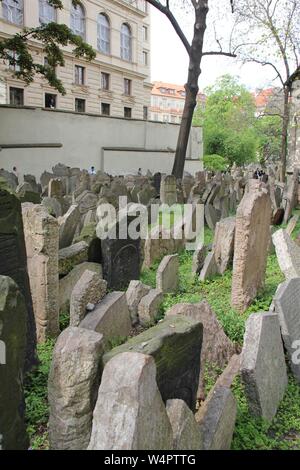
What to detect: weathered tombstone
<box><xmin>58</xmin><ymin>204</ymin><xmax>80</xmax><ymax>249</ymax></box>
<box><xmin>204</xmin><ymin>204</ymin><xmax>221</xmax><ymax>230</ymax></box>
<box><xmin>156</xmin><ymin>254</ymin><xmax>179</xmax><ymax>293</ymax></box>
<box><xmin>241</xmin><ymin>312</ymin><xmax>287</xmax><ymax>421</ymax></box>
<box><xmin>76</xmin><ymin>190</ymin><xmax>98</xmax><ymax>215</ymax></box>
<box><xmin>199</xmin><ymin>251</ymin><xmax>218</xmax><ymax>281</ymax></box>
<box><xmin>126</xmin><ymin>280</ymin><xmax>151</xmax><ymax>325</ymax></box>
<box><xmin>48</xmin><ymin>178</ymin><xmax>64</xmax><ymax>199</ymax></box>
<box><xmin>0</xmin><ymin>169</ymin><xmax>18</xmax><ymax>190</ymax></box>
<box><xmin>100</xmin><ymin>217</ymin><xmax>140</xmax><ymax>290</ymax></box>
<box><xmin>70</xmin><ymin>270</ymin><xmax>107</xmax><ymax>327</ymax></box>
<box><xmin>0</xmin><ymin>189</ymin><xmax>37</xmax><ymax>370</ymax></box>
<box><xmin>79</xmin><ymin>292</ymin><xmax>131</xmax><ymax>349</ymax></box>
<box><xmin>153</xmin><ymin>172</ymin><xmax>162</xmax><ymax>195</ymax></box>
<box><xmin>42</xmin><ymin>196</ymin><xmax>62</xmax><ymax>218</ymax></box>
<box><xmin>103</xmin><ymin>315</ymin><xmax>203</xmax><ymax>411</ymax></box>
<box><xmin>272</xmin><ymin>229</ymin><xmax>300</xmax><ymax>279</ymax></box>
<box><xmin>212</xmin><ymin>217</ymin><xmax>235</xmax><ymax>275</ymax></box>
<box><xmin>286</xmin><ymin>214</ymin><xmax>299</xmax><ymax>236</ymax></box>
<box><xmin>160</xmin><ymin>175</ymin><xmax>177</xmax><ymax>205</ymax></box>
<box><xmin>166</xmin><ymin>301</ymin><xmax>235</xmax><ymax>399</ymax></box>
<box><xmin>192</xmin><ymin>244</ymin><xmax>207</xmax><ymax>275</ymax></box>
<box><xmin>24</xmin><ymin>174</ymin><xmax>39</xmax><ymax>193</ymax></box>
<box><xmin>22</xmin><ymin>204</ymin><xmax>60</xmax><ymax>343</ymax></box>
<box><xmin>59</xmin><ymin>241</ymin><xmax>89</xmax><ymax>276</ymax></box>
<box><xmin>166</xmin><ymin>399</ymin><xmax>203</xmax><ymax>450</ymax></box>
<box><xmin>48</xmin><ymin>326</ymin><xmax>104</xmax><ymax>450</ymax></box>
<box><xmin>0</xmin><ymin>276</ymin><xmax>29</xmax><ymax>450</ymax></box>
<box><xmin>88</xmin><ymin>352</ymin><xmax>173</xmax><ymax>450</ymax></box>
<box><xmin>59</xmin><ymin>261</ymin><xmax>102</xmax><ymax>310</ymax></box>
<box><xmin>138</xmin><ymin>288</ymin><xmax>164</xmax><ymax>326</ymax></box>
<box><xmin>274</xmin><ymin>278</ymin><xmax>300</xmax><ymax>383</ymax></box>
<box><xmin>231</xmin><ymin>181</ymin><xmax>272</xmax><ymax>312</ymax></box>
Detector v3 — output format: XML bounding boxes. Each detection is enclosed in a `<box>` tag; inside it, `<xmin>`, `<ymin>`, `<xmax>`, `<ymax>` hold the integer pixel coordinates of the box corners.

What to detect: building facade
<box><xmin>150</xmin><ymin>81</ymin><xmax>206</xmax><ymax>124</ymax></box>
<box><xmin>0</xmin><ymin>0</ymin><xmax>151</xmax><ymax>119</ymax></box>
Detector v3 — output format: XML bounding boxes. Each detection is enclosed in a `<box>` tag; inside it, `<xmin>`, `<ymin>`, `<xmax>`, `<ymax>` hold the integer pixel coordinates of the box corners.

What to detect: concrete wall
<box><xmin>0</xmin><ymin>106</ymin><xmax>203</xmax><ymax>177</ymax></box>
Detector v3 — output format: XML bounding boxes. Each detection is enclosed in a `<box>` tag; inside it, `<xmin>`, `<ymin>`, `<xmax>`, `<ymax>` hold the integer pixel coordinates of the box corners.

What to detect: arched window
<box><xmin>70</xmin><ymin>3</ymin><xmax>85</xmax><ymax>39</ymax></box>
<box><xmin>39</xmin><ymin>0</ymin><xmax>56</xmax><ymax>25</ymax></box>
<box><xmin>120</xmin><ymin>23</ymin><xmax>132</xmax><ymax>62</ymax></box>
<box><xmin>97</xmin><ymin>14</ymin><xmax>110</xmax><ymax>55</ymax></box>
<box><xmin>2</xmin><ymin>0</ymin><xmax>23</xmax><ymax>25</ymax></box>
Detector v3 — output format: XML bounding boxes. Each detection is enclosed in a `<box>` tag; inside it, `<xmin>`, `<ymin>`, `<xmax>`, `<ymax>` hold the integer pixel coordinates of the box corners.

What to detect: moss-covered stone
<box><xmin>103</xmin><ymin>315</ymin><xmax>203</xmax><ymax>411</ymax></box>
<box><xmin>59</xmin><ymin>241</ymin><xmax>89</xmax><ymax>276</ymax></box>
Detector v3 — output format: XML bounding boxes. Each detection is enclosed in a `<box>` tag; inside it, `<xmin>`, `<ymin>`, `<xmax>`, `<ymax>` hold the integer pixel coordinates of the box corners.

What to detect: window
<box><xmin>2</xmin><ymin>0</ymin><xmax>23</xmax><ymax>25</ymax></box>
<box><xmin>101</xmin><ymin>72</ymin><xmax>110</xmax><ymax>91</ymax></box>
<box><xmin>39</xmin><ymin>0</ymin><xmax>56</xmax><ymax>25</ymax></box>
<box><xmin>124</xmin><ymin>107</ymin><xmax>132</xmax><ymax>118</ymax></box>
<box><xmin>45</xmin><ymin>93</ymin><xmax>56</xmax><ymax>109</ymax></box>
<box><xmin>143</xmin><ymin>26</ymin><xmax>148</xmax><ymax>41</ymax></box>
<box><xmin>124</xmin><ymin>78</ymin><xmax>132</xmax><ymax>96</ymax></box>
<box><xmin>70</xmin><ymin>3</ymin><xmax>85</xmax><ymax>39</ymax></box>
<box><xmin>163</xmin><ymin>114</ymin><xmax>169</xmax><ymax>122</ymax></box>
<box><xmin>75</xmin><ymin>65</ymin><xmax>85</xmax><ymax>85</ymax></box>
<box><xmin>140</xmin><ymin>0</ymin><xmax>147</xmax><ymax>13</ymax></box>
<box><xmin>121</xmin><ymin>23</ymin><xmax>132</xmax><ymax>61</ymax></box>
<box><xmin>143</xmin><ymin>106</ymin><xmax>148</xmax><ymax>120</ymax></box>
<box><xmin>9</xmin><ymin>87</ymin><xmax>23</xmax><ymax>106</ymax></box>
<box><xmin>8</xmin><ymin>51</ymin><xmax>20</xmax><ymax>72</ymax></box>
<box><xmin>75</xmin><ymin>98</ymin><xmax>85</xmax><ymax>113</ymax></box>
<box><xmin>101</xmin><ymin>103</ymin><xmax>110</xmax><ymax>116</ymax></box>
<box><xmin>97</xmin><ymin>13</ymin><xmax>110</xmax><ymax>54</ymax></box>
<box><xmin>142</xmin><ymin>51</ymin><xmax>148</xmax><ymax>66</ymax></box>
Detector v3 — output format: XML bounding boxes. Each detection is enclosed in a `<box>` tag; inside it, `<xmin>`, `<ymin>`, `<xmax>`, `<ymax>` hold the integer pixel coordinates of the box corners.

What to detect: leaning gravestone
<box><xmin>241</xmin><ymin>312</ymin><xmax>287</xmax><ymax>421</ymax></box>
<box><xmin>156</xmin><ymin>254</ymin><xmax>179</xmax><ymax>293</ymax></box>
<box><xmin>88</xmin><ymin>352</ymin><xmax>173</xmax><ymax>450</ymax></box>
<box><xmin>58</xmin><ymin>204</ymin><xmax>80</xmax><ymax>249</ymax></box>
<box><xmin>160</xmin><ymin>175</ymin><xmax>177</xmax><ymax>205</ymax></box>
<box><xmin>22</xmin><ymin>204</ymin><xmax>60</xmax><ymax>343</ymax></box>
<box><xmin>103</xmin><ymin>315</ymin><xmax>203</xmax><ymax>411</ymax></box>
<box><xmin>166</xmin><ymin>399</ymin><xmax>203</xmax><ymax>450</ymax></box>
<box><xmin>213</xmin><ymin>217</ymin><xmax>235</xmax><ymax>275</ymax></box>
<box><xmin>0</xmin><ymin>276</ymin><xmax>28</xmax><ymax>450</ymax></box>
<box><xmin>0</xmin><ymin>189</ymin><xmax>37</xmax><ymax>370</ymax></box>
<box><xmin>48</xmin><ymin>326</ymin><xmax>104</xmax><ymax>450</ymax></box>
<box><xmin>231</xmin><ymin>181</ymin><xmax>272</xmax><ymax>312</ymax></box>
<box><xmin>272</xmin><ymin>229</ymin><xmax>300</xmax><ymax>280</ymax></box>
<box><xmin>274</xmin><ymin>278</ymin><xmax>300</xmax><ymax>383</ymax></box>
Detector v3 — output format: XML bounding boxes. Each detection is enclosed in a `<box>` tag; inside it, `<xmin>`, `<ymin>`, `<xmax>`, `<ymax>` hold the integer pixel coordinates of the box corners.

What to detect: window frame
<box><xmin>39</xmin><ymin>0</ymin><xmax>56</xmax><ymax>25</ymax></box>
<box><xmin>75</xmin><ymin>97</ymin><xmax>86</xmax><ymax>113</ymax></box>
<box><xmin>120</xmin><ymin>23</ymin><xmax>132</xmax><ymax>62</ymax></box>
<box><xmin>9</xmin><ymin>86</ymin><xmax>24</xmax><ymax>106</ymax></box>
<box><xmin>75</xmin><ymin>65</ymin><xmax>85</xmax><ymax>86</ymax></box>
<box><xmin>97</xmin><ymin>13</ymin><xmax>110</xmax><ymax>55</ymax></box>
<box><xmin>70</xmin><ymin>2</ymin><xmax>85</xmax><ymax>39</ymax></box>
<box><xmin>2</xmin><ymin>0</ymin><xmax>23</xmax><ymax>26</ymax></box>
<box><xmin>124</xmin><ymin>78</ymin><xmax>132</xmax><ymax>96</ymax></box>
<box><xmin>101</xmin><ymin>102</ymin><xmax>111</xmax><ymax>116</ymax></box>
<box><xmin>101</xmin><ymin>72</ymin><xmax>110</xmax><ymax>91</ymax></box>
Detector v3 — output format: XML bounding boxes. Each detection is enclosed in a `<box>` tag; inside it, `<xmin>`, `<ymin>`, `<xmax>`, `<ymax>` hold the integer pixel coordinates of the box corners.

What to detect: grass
<box><xmin>24</xmin><ymin>214</ymin><xmax>300</xmax><ymax>450</ymax></box>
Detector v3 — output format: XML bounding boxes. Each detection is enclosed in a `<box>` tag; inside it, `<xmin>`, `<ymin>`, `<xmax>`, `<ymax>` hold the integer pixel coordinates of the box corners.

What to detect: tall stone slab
<box><xmin>272</xmin><ymin>229</ymin><xmax>300</xmax><ymax>280</ymax></box>
<box><xmin>213</xmin><ymin>217</ymin><xmax>235</xmax><ymax>275</ymax></box>
<box><xmin>48</xmin><ymin>326</ymin><xmax>104</xmax><ymax>450</ymax></box>
<box><xmin>274</xmin><ymin>278</ymin><xmax>300</xmax><ymax>383</ymax></box>
<box><xmin>156</xmin><ymin>254</ymin><xmax>179</xmax><ymax>293</ymax></box>
<box><xmin>0</xmin><ymin>276</ymin><xmax>28</xmax><ymax>450</ymax></box>
<box><xmin>22</xmin><ymin>204</ymin><xmax>60</xmax><ymax>343</ymax></box>
<box><xmin>103</xmin><ymin>315</ymin><xmax>203</xmax><ymax>411</ymax></box>
<box><xmin>241</xmin><ymin>312</ymin><xmax>288</xmax><ymax>421</ymax></box>
<box><xmin>0</xmin><ymin>189</ymin><xmax>36</xmax><ymax>370</ymax></box>
<box><xmin>58</xmin><ymin>204</ymin><xmax>80</xmax><ymax>249</ymax></box>
<box><xmin>231</xmin><ymin>181</ymin><xmax>272</xmax><ymax>312</ymax></box>
<box><xmin>88</xmin><ymin>352</ymin><xmax>173</xmax><ymax>450</ymax></box>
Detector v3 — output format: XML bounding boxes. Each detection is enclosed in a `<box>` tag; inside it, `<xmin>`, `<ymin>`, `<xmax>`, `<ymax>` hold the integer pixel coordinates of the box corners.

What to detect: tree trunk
<box><xmin>280</xmin><ymin>85</ymin><xmax>290</xmax><ymax>182</ymax></box>
<box><xmin>172</xmin><ymin>1</ymin><xmax>209</xmax><ymax>179</ymax></box>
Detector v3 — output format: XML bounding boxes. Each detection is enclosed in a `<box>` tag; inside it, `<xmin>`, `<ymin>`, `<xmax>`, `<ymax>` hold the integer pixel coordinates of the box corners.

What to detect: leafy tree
<box><xmin>196</xmin><ymin>75</ymin><xmax>258</xmax><ymax>166</ymax></box>
<box><xmin>232</xmin><ymin>0</ymin><xmax>300</xmax><ymax>180</ymax></box>
<box><xmin>255</xmin><ymin>115</ymin><xmax>282</xmax><ymax>165</ymax></box>
<box><xmin>145</xmin><ymin>1</ymin><xmax>236</xmax><ymax>178</ymax></box>
<box><xmin>0</xmin><ymin>0</ymin><xmax>95</xmax><ymax>95</ymax></box>
<box><xmin>203</xmin><ymin>154</ymin><xmax>228</xmax><ymax>171</ymax></box>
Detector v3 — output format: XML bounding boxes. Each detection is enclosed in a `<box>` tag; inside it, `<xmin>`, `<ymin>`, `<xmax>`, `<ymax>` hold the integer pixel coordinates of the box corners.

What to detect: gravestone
<box><xmin>88</xmin><ymin>352</ymin><xmax>173</xmax><ymax>450</ymax></box>
<box><xmin>274</xmin><ymin>278</ymin><xmax>300</xmax><ymax>383</ymax></box>
<box><xmin>0</xmin><ymin>276</ymin><xmax>28</xmax><ymax>450</ymax></box>
<box><xmin>241</xmin><ymin>312</ymin><xmax>287</xmax><ymax>421</ymax></box>
<box><xmin>58</xmin><ymin>204</ymin><xmax>80</xmax><ymax>249</ymax></box>
<box><xmin>160</xmin><ymin>175</ymin><xmax>177</xmax><ymax>205</ymax></box>
<box><xmin>48</xmin><ymin>178</ymin><xmax>64</xmax><ymax>199</ymax></box>
<box><xmin>100</xmin><ymin>217</ymin><xmax>140</xmax><ymax>290</ymax></box>
<box><xmin>166</xmin><ymin>399</ymin><xmax>203</xmax><ymax>450</ymax></box>
<box><xmin>0</xmin><ymin>189</ymin><xmax>37</xmax><ymax>370</ymax></box>
<box><xmin>22</xmin><ymin>204</ymin><xmax>60</xmax><ymax>343</ymax></box>
<box><xmin>103</xmin><ymin>315</ymin><xmax>203</xmax><ymax>412</ymax></box>
<box><xmin>138</xmin><ymin>288</ymin><xmax>164</xmax><ymax>326</ymax></box>
<box><xmin>213</xmin><ymin>217</ymin><xmax>235</xmax><ymax>275</ymax></box>
<box><xmin>156</xmin><ymin>254</ymin><xmax>179</xmax><ymax>293</ymax></box>
<box><xmin>231</xmin><ymin>181</ymin><xmax>272</xmax><ymax>312</ymax></box>
<box><xmin>272</xmin><ymin>229</ymin><xmax>300</xmax><ymax>279</ymax></box>
<box><xmin>153</xmin><ymin>172</ymin><xmax>162</xmax><ymax>195</ymax></box>
<box><xmin>126</xmin><ymin>280</ymin><xmax>151</xmax><ymax>325</ymax></box>
<box><xmin>59</xmin><ymin>241</ymin><xmax>89</xmax><ymax>276</ymax></box>
<box><xmin>48</xmin><ymin>326</ymin><xmax>104</xmax><ymax>450</ymax></box>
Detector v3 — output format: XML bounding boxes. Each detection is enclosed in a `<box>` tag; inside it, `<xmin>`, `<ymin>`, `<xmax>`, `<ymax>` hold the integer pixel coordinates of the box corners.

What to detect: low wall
<box><xmin>0</xmin><ymin>106</ymin><xmax>203</xmax><ymax>178</ymax></box>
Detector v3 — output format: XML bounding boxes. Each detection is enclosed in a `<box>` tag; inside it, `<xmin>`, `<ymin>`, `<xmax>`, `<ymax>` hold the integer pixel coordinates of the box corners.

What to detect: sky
<box><xmin>150</xmin><ymin>5</ymin><xmax>280</xmax><ymax>92</ymax></box>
